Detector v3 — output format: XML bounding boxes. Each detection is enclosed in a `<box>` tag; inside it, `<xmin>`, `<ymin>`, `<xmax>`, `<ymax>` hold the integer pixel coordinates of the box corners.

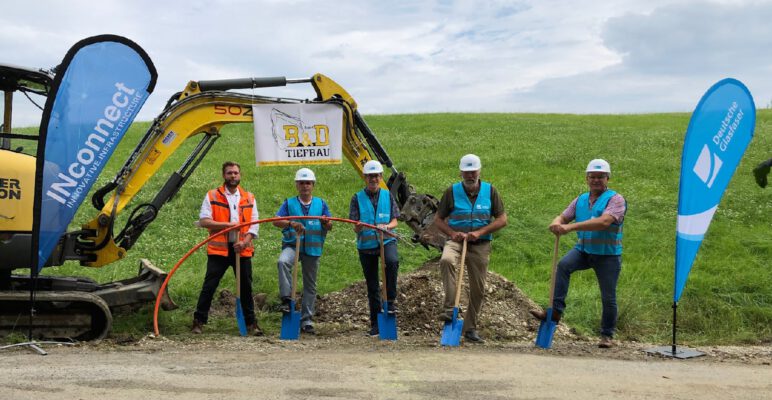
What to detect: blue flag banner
<box><xmin>34</xmin><ymin>35</ymin><xmax>157</xmax><ymax>272</ymax></box>
<box><xmin>674</xmin><ymin>78</ymin><xmax>755</xmax><ymax>302</ymax></box>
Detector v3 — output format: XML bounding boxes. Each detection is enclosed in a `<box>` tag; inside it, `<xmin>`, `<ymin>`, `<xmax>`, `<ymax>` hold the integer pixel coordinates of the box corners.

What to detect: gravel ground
<box><xmin>1</xmin><ymin>261</ymin><xmax>769</xmax><ymax>400</ymax></box>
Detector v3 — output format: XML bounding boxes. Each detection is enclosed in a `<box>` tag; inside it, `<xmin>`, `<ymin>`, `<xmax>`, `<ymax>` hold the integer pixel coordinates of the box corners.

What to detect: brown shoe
<box><xmin>598</xmin><ymin>335</ymin><xmax>614</xmax><ymax>348</ymax></box>
<box><xmin>247</xmin><ymin>322</ymin><xmax>264</xmax><ymax>337</ymax></box>
<box><xmin>529</xmin><ymin>308</ymin><xmax>561</xmax><ymax>322</ymax></box>
<box><xmin>191</xmin><ymin>319</ymin><xmax>204</xmax><ymax>334</ymax></box>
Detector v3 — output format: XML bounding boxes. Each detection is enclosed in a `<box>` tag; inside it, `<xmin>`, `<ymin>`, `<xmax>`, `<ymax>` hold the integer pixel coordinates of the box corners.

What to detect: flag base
<box><xmin>645</xmin><ymin>345</ymin><xmax>705</xmax><ymax>359</ymax></box>
<box><xmin>0</xmin><ymin>341</ymin><xmax>74</xmax><ymax>356</ymax></box>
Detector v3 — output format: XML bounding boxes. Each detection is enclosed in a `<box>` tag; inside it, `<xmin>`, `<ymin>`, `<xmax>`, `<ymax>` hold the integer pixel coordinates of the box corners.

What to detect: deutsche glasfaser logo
<box><xmin>693</xmin><ymin>144</ymin><xmax>722</xmax><ymax>188</ymax></box>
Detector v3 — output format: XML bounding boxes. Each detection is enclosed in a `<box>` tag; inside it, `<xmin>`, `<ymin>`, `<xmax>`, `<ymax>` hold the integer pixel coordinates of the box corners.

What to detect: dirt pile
<box><xmin>208</xmin><ymin>290</ymin><xmax>267</xmax><ymax>317</ymax></box>
<box><xmin>315</xmin><ymin>258</ymin><xmax>574</xmax><ymax>340</ymax></box>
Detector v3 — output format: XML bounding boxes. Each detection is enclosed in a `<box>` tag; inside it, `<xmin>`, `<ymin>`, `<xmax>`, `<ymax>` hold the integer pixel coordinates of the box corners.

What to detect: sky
<box><xmin>2</xmin><ymin>0</ymin><xmax>772</xmax><ymax>126</ymax></box>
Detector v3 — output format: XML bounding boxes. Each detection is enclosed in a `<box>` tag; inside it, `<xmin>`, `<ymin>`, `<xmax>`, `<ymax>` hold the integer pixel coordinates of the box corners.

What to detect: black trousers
<box><xmin>358</xmin><ymin>242</ymin><xmax>399</xmax><ymax>327</ymax></box>
<box><xmin>194</xmin><ymin>249</ymin><xmax>255</xmax><ymax>325</ymax></box>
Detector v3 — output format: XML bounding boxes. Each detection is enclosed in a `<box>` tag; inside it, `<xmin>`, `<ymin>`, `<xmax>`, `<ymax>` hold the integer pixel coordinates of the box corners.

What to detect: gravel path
<box><xmin>1</xmin><ymin>333</ymin><xmax>770</xmax><ymax>400</ymax></box>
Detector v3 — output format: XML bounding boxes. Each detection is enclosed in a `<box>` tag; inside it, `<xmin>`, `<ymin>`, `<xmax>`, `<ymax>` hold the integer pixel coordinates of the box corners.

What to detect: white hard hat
<box><xmin>294</xmin><ymin>167</ymin><xmax>316</xmax><ymax>181</ymax></box>
<box><xmin>586</xmin><ymin>159</ymin><xmax>611</xmax><ymax>175</ymax></box>
<box><xmin>459</xmin><ymin>154</ymin><xmax>482</xmax><ymax>171</ymax></box>
<box><xmin>363</xmin><ymin>160</ymin><xmax>384</xmax><ymax>174</ymax></box>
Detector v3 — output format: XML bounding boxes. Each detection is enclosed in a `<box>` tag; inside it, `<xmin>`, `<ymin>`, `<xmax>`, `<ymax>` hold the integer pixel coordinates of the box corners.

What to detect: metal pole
<box><xmin>671</xmin><ymin>301</ymin><xmax>678</xmax><ymax>355</ymax></box>
<box><xmin>2</xmin><ymin>91</ymin><xmax>12</xmax><ymax>149</ymax></box>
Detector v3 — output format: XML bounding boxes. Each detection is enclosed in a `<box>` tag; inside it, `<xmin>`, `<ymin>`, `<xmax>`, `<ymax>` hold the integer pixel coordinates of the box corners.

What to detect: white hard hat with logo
<box><xmin>294</xmin><ymin>167</ymin><xmax>316</xmax><ymax>181</ymax></box>
<box><xmin>459</xmin><ymin>154</ymin><xmax>482</xmax><ymax>171</ymax></box>
<box><xmin>586</xmin><ymin>159</ymin><xmax>611</xmax><ymax>175</ymax></box>
<box><xmin>363</xmin><ymin>160</ymin><xmax>384</xmax><ymax>174</ymax></box>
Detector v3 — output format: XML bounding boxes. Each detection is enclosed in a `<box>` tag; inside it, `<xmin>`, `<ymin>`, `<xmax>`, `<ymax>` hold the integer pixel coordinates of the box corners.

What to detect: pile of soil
<box><xmin>208</xmin><ymin>290</ymin><xmax>268</xmax><ymax>317</ymax></box>
<box><xmin>314</xmin><ymin>258</ymin><xmax>574</xmax><ymax>341</ymax></box>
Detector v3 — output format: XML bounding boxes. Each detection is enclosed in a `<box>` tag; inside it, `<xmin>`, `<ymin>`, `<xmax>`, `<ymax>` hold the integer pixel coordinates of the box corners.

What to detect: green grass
<box><xmin>31</xmin><ymin>111</ymin><xmax>772</xmax><ymax>345</ymax></box>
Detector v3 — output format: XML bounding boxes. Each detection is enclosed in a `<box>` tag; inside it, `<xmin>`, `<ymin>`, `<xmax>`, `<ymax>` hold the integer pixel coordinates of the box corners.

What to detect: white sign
<box><xmin>252</xmin><ymin>103</ymin><xmax>343</xmax><ymax>166</ymax></box>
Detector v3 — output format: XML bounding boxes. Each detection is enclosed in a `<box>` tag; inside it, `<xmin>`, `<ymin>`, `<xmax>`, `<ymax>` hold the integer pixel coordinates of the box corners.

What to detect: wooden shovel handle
<box><xmin>548</xmin><ymin>235</ymin><xmax>560</xmax><ymax>307</ymax></box>
<box><xmin>379</xmin><ymin>231</ymin><xmax>388</xmax><ymax>302</ymax></box>
<box><xmin>453</xmin><ymin>238</ymin><xmax>468</xmax><ymax>308</ymax></box>
<box><xmin>291</xmin><ymin>234</ymin><xmax>301</xmax><ymax>302</ymax></box>
<box><xmin>235</xmin><ymin>245</ymin><xmax>241</xmax><ymax>298</ymax></box>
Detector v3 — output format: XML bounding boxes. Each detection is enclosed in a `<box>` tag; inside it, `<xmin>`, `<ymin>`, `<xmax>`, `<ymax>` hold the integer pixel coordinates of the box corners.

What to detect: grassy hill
<box><xmin>42</xmin><ymin>111</ymin><xmax>772</xmax><ymax>345</ymax></box>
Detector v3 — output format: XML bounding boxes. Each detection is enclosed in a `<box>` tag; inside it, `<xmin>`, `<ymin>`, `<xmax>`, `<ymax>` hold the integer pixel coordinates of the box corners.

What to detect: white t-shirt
<box><xmin>199</xmin><ymin>187</ymin><xmax>259</xmax><ymax>239</ymax></box>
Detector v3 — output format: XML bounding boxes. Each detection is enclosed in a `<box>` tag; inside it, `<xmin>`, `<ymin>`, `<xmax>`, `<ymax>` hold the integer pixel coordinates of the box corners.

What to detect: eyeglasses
<box><xmin>587</xmin><ymin>174</ymin><xmax>608</xmax><ymax>180</ymax></box>
<box><xmin>297</xmin><ymin>181</ymin><xmax>314</xmax><ymax>185</ymax></box>
<box><xmin>365</xmin><ymin>174</ymin><xmax>381</xmax><ymax>179</ymax></box>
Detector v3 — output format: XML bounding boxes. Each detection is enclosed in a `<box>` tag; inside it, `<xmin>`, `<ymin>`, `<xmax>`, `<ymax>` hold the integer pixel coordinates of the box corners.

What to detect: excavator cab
<box><xmin>0</xmin><ymin>64</ymin><xmax>52</xmax><ymax>268</ymax></box>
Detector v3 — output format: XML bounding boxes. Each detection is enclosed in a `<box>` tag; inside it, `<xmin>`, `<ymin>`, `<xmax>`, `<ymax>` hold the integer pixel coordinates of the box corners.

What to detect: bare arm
<box><xmin>550</xmin><ymin>214</ymin><xmax>615</xmax><ymax>236</ymax></box>
<box><xmin>433</xmin><ymin>213</ymin><xmax>466</xmax><ymax>243</ymax></box>
<box><xmin>376</xmin><ymin>218</ymin><xmax>398</xmax><ymax>232</ymax></box>
<box><xmin>321</xmin><ymin>217</ymin><xmax>333</xmax><ymax>232</ymax></box>
<box><xmin>233</xmin><ymin>231</ymin><xmax>255</xmax><ymax>253</ymax></box>
<box><xmin>272</xmin><ymin>219</ymin><xmax>305</xmax><ymax>234</ymax></box>
<box><xmin>467</xmin><ymin>212</ymin><xmax>508</xmax><ymax>242</ymax></box>
<box><xmin>199</xmin><ymin>217</ymin><xmax>235</xmax><ymax>232</ymax></box>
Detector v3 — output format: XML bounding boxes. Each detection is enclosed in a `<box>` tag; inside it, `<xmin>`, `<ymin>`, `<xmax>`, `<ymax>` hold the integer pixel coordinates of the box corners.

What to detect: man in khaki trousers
<box><xmin>433</xmin><ymin>154</ymin><xmax>508</xmax><ymax>343</ymax></box>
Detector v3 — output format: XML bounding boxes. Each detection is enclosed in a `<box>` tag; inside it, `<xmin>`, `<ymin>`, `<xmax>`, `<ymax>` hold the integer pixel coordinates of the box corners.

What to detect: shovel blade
<box><xmin>280</xmin><ymin>300</ymin><xmax>301</xmax><ymax>340</ymax></box>
<box><xmin>535</xmin><ymin>308</ymin><xmax>558</xmax><ymax>349</ymax></box>
<box><xmin>377</xmin><ymin>301</ymin><xmax>398</xmax><ymax>341</ymax></box>
<box><xmin>440</xmin><ymin>308</ymin><xmax>463</xmax><ymax>346</ymax></box>
<box><xmin>235</xmin><ymin>300</ymin><xmax>248</xmax><ymax>337</ymax></box>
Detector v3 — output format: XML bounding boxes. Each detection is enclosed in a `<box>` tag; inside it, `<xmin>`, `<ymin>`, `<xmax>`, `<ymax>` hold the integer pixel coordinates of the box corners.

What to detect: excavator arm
<box><xmin>76</xmin><ymin>73</ymin><xmax>444</xmax><ymax>267</ymax></box>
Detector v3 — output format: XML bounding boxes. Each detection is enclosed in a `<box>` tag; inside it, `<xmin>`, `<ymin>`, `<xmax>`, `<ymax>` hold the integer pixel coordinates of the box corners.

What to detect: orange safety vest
<box><xmin>206</xmin><ymin>185</ymin><xmax>255</xmax><ymax>257</ymax></box>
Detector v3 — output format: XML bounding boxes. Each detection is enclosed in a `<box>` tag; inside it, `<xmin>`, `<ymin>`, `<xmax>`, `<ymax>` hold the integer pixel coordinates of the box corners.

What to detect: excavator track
<box><xmin>0</xmin><ymin>291</ymin><xmax>112</xmax><ymax>341</ymax></box>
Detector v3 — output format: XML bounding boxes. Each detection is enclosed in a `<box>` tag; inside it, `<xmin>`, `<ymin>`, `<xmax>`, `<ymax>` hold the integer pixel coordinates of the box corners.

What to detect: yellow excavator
<box><xmin>0</xmin><ymin>65</ymin><xmax>443</xmax><ymax>340</ymax></box>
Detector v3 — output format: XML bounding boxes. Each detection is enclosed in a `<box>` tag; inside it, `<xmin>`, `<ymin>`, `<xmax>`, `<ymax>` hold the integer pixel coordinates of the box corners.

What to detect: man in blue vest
<box><xmin>273</xmin><ymin>168</ymin><xmax>332</xmax><ymax>335</ymax></box>
<box><xmin>349</xmin><ymin>160</ymin><xmax>400</xmax><ymax>337</ymax></box>
<box><xmin>530</xmin><ymin>159</ymin><xmax>627</xmax><ymax>348</ymax></box>
<box><xmin>434</xmin><ymin>154</ymin><xmax>508</xmax><ymax>344</ymax></box>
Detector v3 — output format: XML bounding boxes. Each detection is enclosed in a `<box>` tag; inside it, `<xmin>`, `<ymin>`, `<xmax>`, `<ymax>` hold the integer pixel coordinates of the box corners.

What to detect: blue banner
<box><xmin>674</xmin><ymin>78</ymin><xmax>755</xmax><ymax>302</ymax></box>
<box><xmin>34</xmin><ymin>35</ymin><xmax>157</xmax><ymax>271</ymax></box>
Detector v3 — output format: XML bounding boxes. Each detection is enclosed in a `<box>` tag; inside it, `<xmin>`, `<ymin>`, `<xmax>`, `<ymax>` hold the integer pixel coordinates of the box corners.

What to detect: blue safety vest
<box><xmin>281</xmin><ymin>197</ymin><xmax>326</xmax><ymax>256</ymax></box>
<box><xmin>356</xmin><ymin>188</ymin><xmax>396</xmax><ymax>250</ymax></box>
<box><xmin>575</xmin><ymin>190</ymin><xmax>625</xmax><ymax>255</ymax></box>
<box><xmin>448</xmin><ymin>182</ymin><xmax>493</xmax><ymax>241</ymax></box>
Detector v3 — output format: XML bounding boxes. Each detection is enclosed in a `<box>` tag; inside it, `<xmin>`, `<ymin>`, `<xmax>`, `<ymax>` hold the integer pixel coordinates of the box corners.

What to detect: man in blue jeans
<box><xmin>530</xmin><ymin>159</ymin><xmax>627</xmax><ymax>348</ymax></box>
<box><xmin>273</xmin><ymin>168</ymin><xmax>332</xmax><ymax>335</ymax></box>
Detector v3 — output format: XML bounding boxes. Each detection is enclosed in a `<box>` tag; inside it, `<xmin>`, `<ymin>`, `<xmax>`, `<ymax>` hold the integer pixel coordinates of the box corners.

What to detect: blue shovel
<box><xmin>535</xmin><ymin>235</ymin><xmax>561</xmax><ymax>349</ymax></box>
<box><xmin>234</xmin><ymin>243</ymin><xmax>248</xmax><ymax>336</ymax></box>
<box><xmin>440</xmin><ymin>237</ymin><xmax>467</xmax><ymax>346</ymax></box>
<box><xmin>280</xmin><ymin>235</ymin><xmax>302</xmax><ymax>340</ymax></box>
<box><xmin>377</xmin><ymin>231</ymin><xmax>398</xmax><ymax>340</ymax></box>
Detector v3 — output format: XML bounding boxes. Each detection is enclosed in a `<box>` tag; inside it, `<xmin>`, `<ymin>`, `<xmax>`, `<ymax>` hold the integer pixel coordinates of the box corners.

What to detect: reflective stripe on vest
<box><xmin>281</xmin><ymin>197</ymin><xmax>326</xmax><ymax>256</ymax></box>
<box><xmin>206</xmin><ymin>185</ymin><xmax>255</xmax><ymax>257</ymax></box>
<box><xmin>448</xmin><ymin>181</ymin><xmax>493</xmax><ymax>241</ymax></box>
<box><xmin>575</xmin><ymin>189</ymin><xmax>624</xmax><ymax>255</ymax></box>
<box><xmin>356</xmin><ymin>188</ymin><xmax>396</xmax><ymax>250</ymax></box>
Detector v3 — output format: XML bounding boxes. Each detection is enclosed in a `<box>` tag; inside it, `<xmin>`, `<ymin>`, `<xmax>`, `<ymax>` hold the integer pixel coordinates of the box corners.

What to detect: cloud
<box><xmin>507</xmin><ymin>0</ymin><xmax>772</xmax><ymax>113</ymax></box>
<box><xmin>603</xmin><ymin>2</ymin><xmax>772</xmax><ymax>76</ymax></box>
<box><xmin>2</xmin><ymin>0</ymin><xmax>772</xmax><ymax>126</ymax></box>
